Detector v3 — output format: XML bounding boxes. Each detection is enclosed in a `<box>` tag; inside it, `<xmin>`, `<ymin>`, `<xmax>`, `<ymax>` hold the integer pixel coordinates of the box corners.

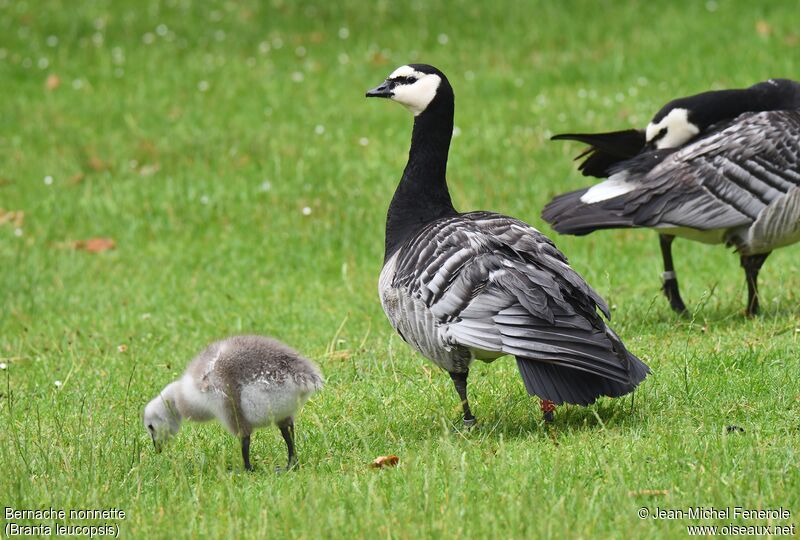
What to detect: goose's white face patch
<box><xmin>389</xmin><ymin>65</ymin><xmax>420</xmax><ymax>79</ymax></box>
<box><xmin>645</xmin><ymin>108</ymin><xmax>700</xmax><ymax>149</ymax></box>
<box><xmin>386</xmin><ymin>66</ymin><xmax>441</xmax><ymax>116</ymax></box>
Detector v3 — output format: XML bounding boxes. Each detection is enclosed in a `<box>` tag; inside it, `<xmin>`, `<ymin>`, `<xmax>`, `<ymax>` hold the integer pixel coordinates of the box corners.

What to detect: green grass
<box><xmin>2</xmin><ymin>0</ymin><xmax>799</xmax><ymax>538</ymax></box>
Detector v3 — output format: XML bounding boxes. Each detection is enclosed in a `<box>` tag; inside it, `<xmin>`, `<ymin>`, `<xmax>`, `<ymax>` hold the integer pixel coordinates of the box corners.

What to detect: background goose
<box><xmin>144</xmin><ymin>335</ymin><xmax>323</xmax><ymax>471</ymax></box>
<box><xmin>367</xmin><ymin>64</ymin><xmax>649</xmax><ymax>425</ymax></box>
<box><xmin>543</xmin><ymin>79</ymin><xmax>800</xmax><ymax>316</ymax></box>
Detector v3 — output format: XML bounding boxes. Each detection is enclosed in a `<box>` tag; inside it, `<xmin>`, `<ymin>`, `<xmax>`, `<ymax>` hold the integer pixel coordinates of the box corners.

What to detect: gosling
<box><xmin>143</xmin><ymin>335</ymin><xmax>323</xmax><ymax>471</ymax></box>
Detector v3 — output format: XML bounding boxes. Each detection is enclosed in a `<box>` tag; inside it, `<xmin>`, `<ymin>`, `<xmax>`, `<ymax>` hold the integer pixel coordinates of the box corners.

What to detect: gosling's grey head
<box><xmin>143</xmin><ymin>390</ymin><xmax>181</xmax><ymax>453</ymax></box>
<box><xmin>365</xmin><ymin>64</ymin><xmax>452</xmax><ymax>116</ymax></box>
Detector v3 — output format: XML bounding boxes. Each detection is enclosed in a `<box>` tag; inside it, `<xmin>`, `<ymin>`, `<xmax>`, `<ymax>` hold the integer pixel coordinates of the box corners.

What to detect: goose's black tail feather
<box><xmin>552</xmin><ymin>129</ymin><xmax>646</xmax><ymax>178</ymax></box>
<box><xmin>515</xmin><ymin>328</ymin><xmax>649</xmax><ymax>406</ymax></box>
<box><xmin>541</xmin><ymin>188</ymin><xmax>636</xmax><ymax>235</ymax></box>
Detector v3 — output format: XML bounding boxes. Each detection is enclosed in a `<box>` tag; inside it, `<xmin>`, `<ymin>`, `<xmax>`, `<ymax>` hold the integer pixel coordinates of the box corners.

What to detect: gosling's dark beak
<box><xmin>366</xmin><ymin>80</ymin><xmax>393</xmax><ymax>98</ymax></box>
<box><xmin>152</xmin><ymin>436</ymin><xmax>162</xmax><ymax>454</ymax></box>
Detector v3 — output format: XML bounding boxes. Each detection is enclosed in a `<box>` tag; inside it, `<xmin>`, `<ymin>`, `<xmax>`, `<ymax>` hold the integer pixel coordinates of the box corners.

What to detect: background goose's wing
<box><xmin>544</xmin><ymin>111</ymin><xmax>800</xmax><ymax>235</ymax></box>
<box><xmin>392</xmin><ymin>212</ymin><xmax>649</xmax><ymax>405</ymax></box>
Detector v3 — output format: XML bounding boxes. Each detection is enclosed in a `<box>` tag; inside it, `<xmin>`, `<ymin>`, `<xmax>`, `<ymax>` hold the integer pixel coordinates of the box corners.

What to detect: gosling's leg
<box><xmin>449</xmin><ymin>371</ymin><xmax>476</xmax><ymax>428</ymax></box>
<box><xmin>659</xmin><ymin>234</ymin><xmax>688</xmax><ymax>315</ymax></box>
<box><xmin>241</xmin><ymin>434</ymin><xmax>253</xmax><ymax>471</ymax></box>
<box><xmin>277</xmin><ymin>417</ymin><xmax>296</xmax><ymax>472</ymax></box>
<box><xmin>741</xmin><ymin>252</ymin><xmax>770</xmax><ymax>317</ymax></box>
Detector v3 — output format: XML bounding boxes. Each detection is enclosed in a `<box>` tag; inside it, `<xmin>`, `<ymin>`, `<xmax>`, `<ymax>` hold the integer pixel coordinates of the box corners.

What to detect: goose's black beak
<box><xmin>366</xmin><ymin>81</ymin><xmax>392</xmax><ymax>98</ymax></box>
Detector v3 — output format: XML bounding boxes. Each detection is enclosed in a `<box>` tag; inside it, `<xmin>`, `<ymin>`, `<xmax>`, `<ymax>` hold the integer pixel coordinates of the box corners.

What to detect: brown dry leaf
<box><xmin>628</xmin><ymin>489</ymin><xmax>670</xmax><ymax>497</ymax></box>
<box><xmin>73</xmin><ymin>237</ymin><xmax>116</xmax><ymax>253</ymax></box>
<box><xmin>167</xmin><ymin>107</ymin><xmax>183</xmax><ymax>120</ymax></box>
<box><xmin>370</xmin><ymin>455</ymin><xmax>399</xmax><ymax>469</ymax></box>
<box><xmin>326</xmin><ymin>350</ymin><xmax>352</xmax><ymax>361</ymax></box>
<box><xmin>46</xmin><ymin>74</ymin><xmax>61</xmax><ymax>90</ymax></box>
<box><xmin>0</xmin><ymin>209</ymin><xmax>24</xmax><ymax>228</ymax></box>
<box><xmin>370</xmin><ymin>51</ymin><xmax>388</xmax><ymax>65</ymax></box>
<box><xmin>756</xmin><ymin>20</ymin><xmax>772</xmax><ymax>37</ymax></box>
<box><xmin>117</xmin><ymin>344</ymin><xmax>128</xmax><ymax>353</ymax></box>
<box><xmin>87</xmin><ymin>156</ymin><xmax>109</xmax><ymax>171</ymax></box>
<box><xmin>138</xmin><ymin>163</ymin><xmax>160</xmax><ymax>177</ymax></box>
<box><xmin>68</xmin><ymin>173</ymin><xmax>85</xmax><ymax>185</ymax></box>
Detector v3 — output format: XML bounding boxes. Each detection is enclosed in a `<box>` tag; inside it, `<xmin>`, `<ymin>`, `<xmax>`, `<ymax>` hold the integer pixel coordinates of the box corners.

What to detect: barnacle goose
<box><xmin>366</xmin><ymin>64</ymin><xmax>649</xmax><ymax>425</ymax></box>
<box><xmin>543</xmin><ymin>79</ymin><xmax>800</xmax><ymax>316</ymax></box>
<box><xmin>144</xmin><ymin>336</ymin><xmax>323</xmax><ymax>471</ymax></box>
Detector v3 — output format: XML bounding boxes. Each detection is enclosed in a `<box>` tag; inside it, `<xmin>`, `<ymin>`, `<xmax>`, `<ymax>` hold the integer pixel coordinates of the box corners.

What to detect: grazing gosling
<box><xmin>143</xmin><ymin>335</ymin><xmax>323</xmax><ymax>471</ymax></box>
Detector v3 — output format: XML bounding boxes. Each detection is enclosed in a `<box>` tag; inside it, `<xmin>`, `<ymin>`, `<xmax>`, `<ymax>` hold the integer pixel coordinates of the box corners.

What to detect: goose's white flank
<box><xmin>143</xmin><ymin>335</ymin><xmax>323</xmax><ymax>471</ymax></box>
<box><xmin>545</xmin><ymin>79</ymin><xmax>800</xmax><ymax>316</ymax></box>
<box><xmin>366</xmin><ymin>64</ymin><xmax>649</xmax><ymax>426</ymax></box>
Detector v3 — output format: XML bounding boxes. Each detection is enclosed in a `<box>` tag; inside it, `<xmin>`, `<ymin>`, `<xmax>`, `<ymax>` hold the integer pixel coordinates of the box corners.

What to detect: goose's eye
<box><xmin>391</xmin><ymin>76</ymin><xmax>417</xmax><ymax>86</ymax></box>
<box><xmin>147</xmin><ymin>424</ymin><xmax>154</xmax><ymax>432</ymax></box>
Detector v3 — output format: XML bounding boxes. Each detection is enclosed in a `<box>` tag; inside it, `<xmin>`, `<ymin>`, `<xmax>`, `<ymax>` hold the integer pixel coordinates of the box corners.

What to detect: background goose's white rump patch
<box><xmin>580</xmin><ymin>174</ymin><xmax>637</xmax><ymax>204</ymax></box>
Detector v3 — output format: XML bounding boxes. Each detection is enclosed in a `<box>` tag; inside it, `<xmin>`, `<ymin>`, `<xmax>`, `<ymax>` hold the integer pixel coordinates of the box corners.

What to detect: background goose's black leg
<box><xmin>659</xmin><ymin>234</ymin><xmax>688</xmax><ymax>315</ymax></box>
<box><xmin>241</xmin><ymin>434</ymin><xmax>253</xmax><ymax>471</ymax></box>
<box><xmin>277</xmin><ymin>417</ymin><xmax>296</xmax><ymax>472</ymax></box>
<box><xmin>540</xmin><ymin>399</ymin><xmax>556</xmax><ymax>423</ymax></box>
<box><xmin>741</xmin><ymin>252</ymin><xmax>770</xmax><ymax>316</ymax></box>
<box><xmin>449</xmin><ymin>371</ymin><xmax>476</xmax><ymax>427</ymax></box>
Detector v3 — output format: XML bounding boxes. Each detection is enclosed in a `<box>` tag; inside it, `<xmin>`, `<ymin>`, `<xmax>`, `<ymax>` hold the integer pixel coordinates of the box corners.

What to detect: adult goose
<box><xmin>542</xmin><ymin>79</ymin><xmax>800</xmax><ymax>316</ymax></box>
<box><xmin>366</xmin><ymin>64</ymin><xmax>649</xmax><ymax>425</ymax></box>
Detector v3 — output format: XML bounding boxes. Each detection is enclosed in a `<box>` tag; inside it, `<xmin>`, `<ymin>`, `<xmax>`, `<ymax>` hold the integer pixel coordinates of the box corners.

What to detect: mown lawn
<box><xmin>1</xmin><ymin>0</ymin><xmax>799</xmax><ymax>538</ymax></box>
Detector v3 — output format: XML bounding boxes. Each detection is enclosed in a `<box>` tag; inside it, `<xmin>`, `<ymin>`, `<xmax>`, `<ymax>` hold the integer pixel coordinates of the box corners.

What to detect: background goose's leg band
<box><xmin>658</xmin><ymin>234</ymin><xmax>688</xmax><ymax>314</ymax></box>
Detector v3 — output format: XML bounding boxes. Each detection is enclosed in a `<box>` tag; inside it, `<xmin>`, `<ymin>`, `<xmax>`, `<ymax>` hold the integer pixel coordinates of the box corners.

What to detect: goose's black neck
<box><xmin>659</xmin><ymin>79</ymin><xmax>800</xmax><ymax>128</ymax></box>
<box><xmin>384</xmin><ymin>96</ymin><xmax>457</xmax><ymax>262</ymax></box>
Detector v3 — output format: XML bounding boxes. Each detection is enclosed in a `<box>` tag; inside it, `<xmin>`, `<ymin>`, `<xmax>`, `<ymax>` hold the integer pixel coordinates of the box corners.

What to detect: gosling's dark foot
<box><xmin>662</xmin><ymin>275</ymin><xmax>688</xmax><ymax>315</ymax></box>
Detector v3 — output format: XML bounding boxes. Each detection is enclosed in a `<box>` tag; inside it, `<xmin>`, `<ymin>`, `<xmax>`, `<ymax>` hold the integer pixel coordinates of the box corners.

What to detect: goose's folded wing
<box><xmin>393</xmin><ymin>213</ymin><xmax>635</xmax><ymax>383</ymax></box>
<box><xmin>610</xmin><ymin>110</ymin><xmax>800</xmax><ymax>230</ymax></box>
<box><xmin>441</xmin><ymin>253</ymin><xmax>634</xmax><ymax>384</ymax></box>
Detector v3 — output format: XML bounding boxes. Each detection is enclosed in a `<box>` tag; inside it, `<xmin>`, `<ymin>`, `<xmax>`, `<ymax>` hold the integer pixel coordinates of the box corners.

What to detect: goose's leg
<box><xmin>659</xmin><ymin>234</ymin><xmax>688</xmax><ymax>315</ymax></box>
<box><xmin>277</xmin><ymin>417</ymin><xmax>296</xmax><ymax>472</ymax></box>
<box><xmin>241</xmin><ymin>434</ymin><xmax>253</xmax><ymax>471</ymax></box>
<box><xmin>449</xmin><ymin>371</ymin><xmax>476</xmax><ymax>427</ymax></box>
<box><xmin>540</xmin><ymin>399</ymin><xmax>556</xmax><ymax>423</ymax></box>
<box><xmin>741</xmin><ymin>252</ymin><xmax>770</xmax><ymax>317</ymax></box>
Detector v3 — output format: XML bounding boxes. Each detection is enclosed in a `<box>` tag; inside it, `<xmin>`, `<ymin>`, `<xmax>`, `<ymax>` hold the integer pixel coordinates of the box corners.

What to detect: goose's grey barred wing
<box><xmin>543</xmin><ymin>110</ymin><xmax>800</xmax><ymax>236</ymax></box>
<box><xmin>389</xmin><ymin>212</ymin><xmax>648</xmax><ymax>405</ymax></box>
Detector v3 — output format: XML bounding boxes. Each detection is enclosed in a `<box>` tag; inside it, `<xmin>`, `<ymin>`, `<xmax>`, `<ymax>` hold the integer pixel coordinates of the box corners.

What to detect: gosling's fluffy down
<box><xmin>143</xmin><ymin>335</ymin><xmax>323</xmax><ymax>471</ymax></box>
